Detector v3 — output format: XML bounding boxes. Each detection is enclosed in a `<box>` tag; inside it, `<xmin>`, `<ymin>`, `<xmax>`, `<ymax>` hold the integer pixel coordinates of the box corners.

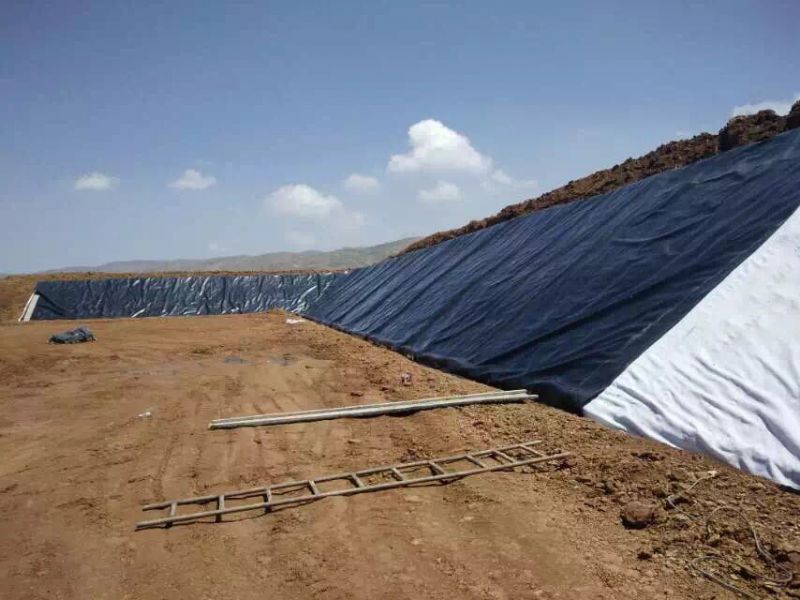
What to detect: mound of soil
<box><xmin>401</xmin><ymin>109</ymin><xmax>796</xmax><ymax>255</ymax></box>
<box><xmin>787</xmin><ymin>100</ymin><xmax>800</xmax><ymax>131</ymax></box>
<box><xmin>718</xmin><ymin>109</ymin><xmax>787</xmax><ymax>151</ymax></box>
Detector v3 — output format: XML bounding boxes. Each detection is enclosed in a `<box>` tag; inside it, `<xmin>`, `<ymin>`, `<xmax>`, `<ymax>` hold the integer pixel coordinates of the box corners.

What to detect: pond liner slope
<box><xmin>304</xmin><ymin>128</ymin><xmax>800</xmax><ymax>414</ymax></box>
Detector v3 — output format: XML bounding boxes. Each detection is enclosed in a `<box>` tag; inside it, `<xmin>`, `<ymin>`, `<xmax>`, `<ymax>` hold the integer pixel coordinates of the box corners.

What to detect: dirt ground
<box><xmin>1</xmin><ymin>312</ymin><xmax>799</xmax><ymax>600</ymax></box>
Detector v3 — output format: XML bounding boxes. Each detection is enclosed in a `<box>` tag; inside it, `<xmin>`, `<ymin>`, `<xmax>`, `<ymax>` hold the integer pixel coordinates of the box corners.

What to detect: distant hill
<box><xmin>48</xmin><ymin>238</ymin><xmax>419</xmax><ymax>274</ymax></box>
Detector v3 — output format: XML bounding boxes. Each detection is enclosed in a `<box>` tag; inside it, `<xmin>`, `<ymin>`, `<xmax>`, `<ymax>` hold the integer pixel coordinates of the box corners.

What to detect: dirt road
<box><xmin>1</xmin><ymin>313</ymin><xmax>798</xmax><ymax>599</ymax></box>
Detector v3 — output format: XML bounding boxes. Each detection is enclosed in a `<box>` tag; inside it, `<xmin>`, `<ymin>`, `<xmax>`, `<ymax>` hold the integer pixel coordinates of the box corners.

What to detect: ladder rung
<box><xmin>464</xmin><ymin>454</ymin><xmax>486</xmax><ymax>468</ymax></box>
<box><xmin>216</xmin><ymin>495</ymin><xmax>225</xmax><ymax>522</ymax></box>
<box><xmin>390</xmin><ymin>467</ymin><xmax>405</xmax><ymax>481</ymax></box>
<box><xmin>168</xmin><ymin>502</ymin><xmax>177</xmax><ymax>518</ymax></box>
<box><xmin>264</xmin><ymin>488</ymin><xmax>272</xmax><ymax>512</ymax></box>
<box><xmin>493</xmin><ymin>449</ymin><xmax>516</xmax><ymax>464</ymax></box>
<box><xmin>429</xmin><ymin>461</ymin><xmax>446</xmax><ymax>475</ymax></box>
<box><xmin>308</xmin><ymin>480</ymin><xmax>320</xmax><ymax>496</ymax></box>
<box><xmin>351</xmin><ymin>474</ymin><xmax>365</xmax><ymax>488</ymax></box>
<box><xmin>520</xmin><ymin>443</ymin><xmax>544</xmax><ymax>457</ymax></box>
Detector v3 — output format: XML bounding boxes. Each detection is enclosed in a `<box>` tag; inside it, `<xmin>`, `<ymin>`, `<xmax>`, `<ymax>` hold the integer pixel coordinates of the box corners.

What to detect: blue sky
<box><xmin>1</xmin><ymin>1</ymin><xmax>798</xmax><ymax>273</ymax></box>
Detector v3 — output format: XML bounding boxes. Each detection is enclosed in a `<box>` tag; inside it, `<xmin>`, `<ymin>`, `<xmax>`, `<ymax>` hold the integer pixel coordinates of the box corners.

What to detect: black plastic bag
<box><xmin>49</xmin><ymin>326</ymin><xmax>96</xmax><ymax>344</ymax></box>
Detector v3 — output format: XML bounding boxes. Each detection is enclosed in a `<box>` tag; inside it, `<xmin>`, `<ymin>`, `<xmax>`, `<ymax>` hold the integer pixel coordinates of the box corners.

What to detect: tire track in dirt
<box><xmin>151</xmin><ymin>432</ymin><xmax>179</xmax><ymax>502</ymax></box>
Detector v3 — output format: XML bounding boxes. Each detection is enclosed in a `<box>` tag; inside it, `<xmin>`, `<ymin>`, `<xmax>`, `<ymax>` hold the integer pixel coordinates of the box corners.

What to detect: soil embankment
<box><xmin>402</xmin><ymin>102</ymin><xmax>800</xmax><ymax>255</ymax></box>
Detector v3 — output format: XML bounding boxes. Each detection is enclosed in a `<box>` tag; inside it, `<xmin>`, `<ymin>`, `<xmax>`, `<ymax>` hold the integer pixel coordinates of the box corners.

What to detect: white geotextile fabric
<box><xmin>585</xmin><ymin>207</ymin><xmax>800</xmax><ymax>488</ymax></box>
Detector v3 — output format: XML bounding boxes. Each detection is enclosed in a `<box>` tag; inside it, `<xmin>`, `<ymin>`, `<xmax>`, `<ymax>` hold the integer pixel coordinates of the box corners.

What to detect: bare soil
<box><xmin>1</xmin><ymin>312</ymin><xmax>798</xmax><ymax>599</ymax></box>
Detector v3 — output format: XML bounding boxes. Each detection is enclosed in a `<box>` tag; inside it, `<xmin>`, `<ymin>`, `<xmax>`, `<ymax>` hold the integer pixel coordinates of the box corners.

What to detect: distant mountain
<box><xmin>48</xmin><ymin>238</ymin><xmax>418</xmax><ymax>274</ymax></box>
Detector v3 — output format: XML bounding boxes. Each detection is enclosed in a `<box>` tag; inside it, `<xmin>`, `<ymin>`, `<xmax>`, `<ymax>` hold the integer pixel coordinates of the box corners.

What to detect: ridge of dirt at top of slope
<box><xmin>400</xmin><ymin>103</ymin><xmax>800</xmax><ymax>256</ymax></box>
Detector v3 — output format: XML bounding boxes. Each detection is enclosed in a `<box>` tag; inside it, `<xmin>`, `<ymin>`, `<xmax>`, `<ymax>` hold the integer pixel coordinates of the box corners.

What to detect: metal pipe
<box><xmin>211</xmin><ymin>390</ymin><xmax>531</xmax><ymax>427</ymax></box>
<box><xmin>208</xmin><ymin>393</ymin><xmax>537</xmax><ymax>430</ymax></box>
<box><xmin>210</xmin><ymin>389</ymin><xmax>528</xmax><ymax>425</ymax></box>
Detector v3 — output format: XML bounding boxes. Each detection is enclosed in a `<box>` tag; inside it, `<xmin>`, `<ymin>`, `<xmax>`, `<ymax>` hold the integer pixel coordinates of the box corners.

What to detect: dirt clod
<box><xmin>621</xmin><ymin>502</ymin><xmax>659</xmax><ymax>529</ymax></box>
<box><xmin>787</xmin><ymin>100</ymin><xmax>800</xmax><ymax>131</ymax></box>
<box><xmin>601</xmin><ymin>478</ymin><xmax>620</xmax><ymax>495</ymax></box>
<box><xmin>719</xmin><ymin>110</ymin><xmax>786</xmax><ymax>152</ymax></box>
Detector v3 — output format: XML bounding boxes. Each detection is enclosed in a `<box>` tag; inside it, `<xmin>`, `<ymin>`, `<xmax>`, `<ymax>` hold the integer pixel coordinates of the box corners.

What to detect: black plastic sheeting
<box><xmin>32</xmin><ymin>273</ymin><xmax>339</xmax><ymax>320</ymax></box>
<box><xmin>305</xmin><ymin>129</ymin><xmax>800</xmax><ymax>411</ymax></box>
<box><xmin>48</xmin><ymin>326</ymin><xmax>96</xmax><ymax>344</ymax></box>
<box><xmin>29</xmin><ymin>130</ymin><xmax>800</xmax><ymax>413</ymax></box>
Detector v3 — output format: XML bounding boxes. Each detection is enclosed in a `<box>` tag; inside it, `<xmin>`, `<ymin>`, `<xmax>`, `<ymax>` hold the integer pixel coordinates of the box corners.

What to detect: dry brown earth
<box><xmin>1</xmin><ymin>311</ymin><xmax>798</xmax><ymax>600</ymax></box>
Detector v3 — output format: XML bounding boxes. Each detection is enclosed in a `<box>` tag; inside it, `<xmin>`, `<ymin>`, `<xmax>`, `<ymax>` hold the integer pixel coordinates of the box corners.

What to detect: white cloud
<box><xmin>208</xmin><ymin>241</ymin><xmax>224</xmax><ymax>252</ymax></box>
<box><xmin>388</xmin><ymin>119</ymin><xmax>492</xmax><ymax>174</ymax></box>
<box><xmin>418</xmin><ymin>180</ymin><xmax>462</xmax><ymax>203</ymax></box>
<box><xmin>267</xmin><ymin>183</ymin><xmax>366</xmax><ymax>235</ymax></box>
<box><xmin>490</xmin><ymin>169</ymin><xmax>513</xmax><ymax>186</ymax></box>
<box><xmin>268</xmin><ymin>184</ymin><xmax>343</xmax><ymax>219</ymax></box>
<box><xmin>169</xmin><ymin>168</ymin><xmax>217</xmax><ymax>190</ymax></box>
<box><xmin>267</xmin><ymin>183</ymin><xmax>367</xmax><ymax>250</ymax></box>
<box><xmin>74</xmin><ymin>172</ymin><xmax>117</xmax><ymax>191</ymax></box>
<box><xmin>343</xmin><ymin>173</ymin><xmax>380</xmax><ymax>193</ymax></box>
<box><xmin>481</xmin><ymin>169</ymin><xmax>538</xmax><ymax>193</ymax></box>
<box><xmin>731</xmin><ymin>93</ymin><xmax>800</xmax><ymax>117</ymax></box>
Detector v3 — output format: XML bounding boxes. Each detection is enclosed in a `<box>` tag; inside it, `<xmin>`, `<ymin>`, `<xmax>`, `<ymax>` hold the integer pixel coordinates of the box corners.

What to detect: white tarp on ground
<box><xmin>585</xmin><ymin>207</ymin><xmax>800</xmax><ymax>489</ymax></box>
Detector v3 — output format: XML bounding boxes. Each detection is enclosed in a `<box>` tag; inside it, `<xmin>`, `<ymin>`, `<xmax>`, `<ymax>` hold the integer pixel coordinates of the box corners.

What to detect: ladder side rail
<box><xmin>143</xmin><ymin>440</ymin><xmax>545</xmax><ymax>511</ymax></box>
<box><xmin>136</xmin><ymin>451</ymin><xmax>571</xmax><ymax>529</ymax></box>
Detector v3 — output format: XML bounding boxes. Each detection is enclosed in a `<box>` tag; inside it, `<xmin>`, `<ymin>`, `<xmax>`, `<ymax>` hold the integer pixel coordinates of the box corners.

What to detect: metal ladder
<box><xmin>136</xmin><ymin>440</ymin><xmax>569</xmax><ymax>530</ymax></box>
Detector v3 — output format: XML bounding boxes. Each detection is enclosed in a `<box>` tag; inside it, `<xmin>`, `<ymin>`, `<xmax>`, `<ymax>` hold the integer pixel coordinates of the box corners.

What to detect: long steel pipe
<box><xmin>209</xmin><ymin>392</ymin><xmax>536</xmax><ymax>429</ymax></box>
<box><xmin>211</xmin><ymin>389</ymin><xmax>529</xmax><ymax>426</ymax></box>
